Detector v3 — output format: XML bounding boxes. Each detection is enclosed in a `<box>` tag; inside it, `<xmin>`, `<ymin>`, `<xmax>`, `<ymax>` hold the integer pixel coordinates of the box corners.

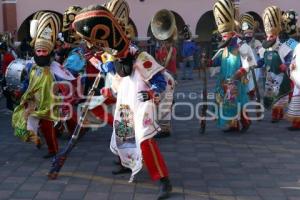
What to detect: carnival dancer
<box><xmin>240</xmin><ymin>13</ymin><xmax>262</xmax><ymax>100</ymax></box>
<box><xmin>212</xmin><ymin>0</ymin><xmax>254</xmax><ymax>132</ymax></box>
<box><xmin>261</xmin><ymin>6</ymin><xmax>292</xmax><ymax>123</ymax></box>
<box><xmin>73</xmin><ymin>3</ymin><xmax>172</xmax><ymax>199</ymax></box>
<box><xmin>284</xmin><ymin>10</ymin><xmax>300</xmax><ymax>130</ymax></box>
<box><xmin>12</xmin><ymin>12</ymin><xmax>61</xmax><ymax>158</ymax></box>
<box><xmin>56</xmin><ymin>6</ymin><xmax>86</xmax><ymax>135</ymax></box>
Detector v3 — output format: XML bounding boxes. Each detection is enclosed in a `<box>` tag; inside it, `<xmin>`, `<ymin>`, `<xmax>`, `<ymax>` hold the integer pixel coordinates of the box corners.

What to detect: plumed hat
<box><xmin>30</xmin><ymin>12</ymin><xmax>61</xmax><ymax>52</ymax></box>
<box><xmin>62</xmin><ymin>6</ymin><xmax>82</xmax><ymax>43</ymax></box>
<box><xmin>282</xmin><ymin>10</ymin><xmax>298</xmax><ymax>35</ymax></box>
<box><xmin>240</xmin><ymin>13</ymin><xmax>255</xmax><ymax>31</ymax></box>
<box><xmin>104</xmin><ymin>0</ymin><xmax>137</xmax><ymax>39</ymax></box>
<box><xmin>213</xmin><ymin>0</ymin><xmax>235</xmax><ymax>34</ymax></box>
<box><xmin>263</xmin><ymin>6</ymin><xmax>282</xmax><ymax>35</ymax></box>
<box><xmin>104</xmin><ymin>0</ymin><xmax>130</xmax><ymax>26</ymax></box>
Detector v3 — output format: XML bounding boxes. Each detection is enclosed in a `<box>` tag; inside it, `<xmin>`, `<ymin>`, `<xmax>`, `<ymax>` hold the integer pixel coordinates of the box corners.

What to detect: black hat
<box><xmin>73</xmin><ymin>4</ymin><xmax>129</xmax><ymax>58</ymax></box>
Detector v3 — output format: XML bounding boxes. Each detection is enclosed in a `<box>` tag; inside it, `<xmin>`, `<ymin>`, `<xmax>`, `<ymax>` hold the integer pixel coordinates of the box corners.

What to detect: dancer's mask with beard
<box><xmin>34</xmin><ymin>54</ymin><xmax>52</xmax><ymax>67</ymax></box>
<box><xmin>218</xmin><ymin>37</ymin><xmax>233</xmax><ymax>48</ymax></box>
<box><xmin>262</xmin><ymin>38</ymin><xmax>277</xmax><ymax>49</ymax></box>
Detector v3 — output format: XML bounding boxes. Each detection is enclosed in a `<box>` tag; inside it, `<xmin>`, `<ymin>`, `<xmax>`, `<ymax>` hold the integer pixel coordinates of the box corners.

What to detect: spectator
<box><xmin>181</xmin><ymin>25</ymin><xmax>199</xmax><ymax>80</ymax></box>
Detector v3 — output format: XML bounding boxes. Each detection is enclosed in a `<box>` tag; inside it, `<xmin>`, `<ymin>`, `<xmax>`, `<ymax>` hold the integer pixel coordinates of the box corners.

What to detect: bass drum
<box><xmin>5</xmin><ymin>59</ymin><xmax>29</xmax><ymax>91</ymax></box>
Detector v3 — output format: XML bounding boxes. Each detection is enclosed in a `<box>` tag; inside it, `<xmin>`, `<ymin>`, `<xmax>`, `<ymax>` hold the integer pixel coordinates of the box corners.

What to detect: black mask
<box><xmin>243</xmin><ymin>36</ymin><xmax>252</xmax><ymax>44</ymax></box>
<box><xmin>34</xmin><ymin>54</ymin><xmax>51</xmax><ymax>66</ymax></box>
<box><xmin>115</xmin><ymin>61</ymin><xmax>132</xmax><ymax>77</ymax></box>
<box><xmin>262</xmin><ymin>39</ymin><xmax>276</xmax><ymax>49</ymax></box>
<box><xmin>218</xmin><ymin>37</ymin><xmax>233</xmax><ymax>49</ymax></box>
<box><xmin>115</xmin><ymin>53</ymin><xmax>135</xmax><ymax>77</ymax></box>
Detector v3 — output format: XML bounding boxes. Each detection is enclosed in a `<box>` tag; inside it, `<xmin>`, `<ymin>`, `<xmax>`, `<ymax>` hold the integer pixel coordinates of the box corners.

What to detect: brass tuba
<box><xmin>151</xmin><ymin>9</ymin><xmax>177</xmax><ymax>41</ymax></box>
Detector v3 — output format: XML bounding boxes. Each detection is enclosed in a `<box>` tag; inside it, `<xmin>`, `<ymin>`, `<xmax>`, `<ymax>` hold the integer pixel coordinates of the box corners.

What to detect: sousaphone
<box><xmin>151</xmin><ymin>9</ymin><xmax>177</xmax><ymax>41</ymax></box>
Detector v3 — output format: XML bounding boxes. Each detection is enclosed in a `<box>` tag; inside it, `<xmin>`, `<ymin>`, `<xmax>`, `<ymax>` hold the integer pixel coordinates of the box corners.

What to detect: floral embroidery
<box><xmin>143</xmin><ymin>113</ymin><xmax>153</xmax><ymax>126</ymax></box>
<box><xmin>114</xmin><ymin>104</ymin><xmax>136</xmax><ymax>148</ymax></box>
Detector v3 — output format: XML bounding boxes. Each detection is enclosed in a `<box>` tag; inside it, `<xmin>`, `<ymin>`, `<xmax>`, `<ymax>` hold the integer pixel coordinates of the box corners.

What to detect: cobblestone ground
<box><xmin>0</xmin><ymin>70</ymin><xmax>300</xmax><ymax>200</ymax></box>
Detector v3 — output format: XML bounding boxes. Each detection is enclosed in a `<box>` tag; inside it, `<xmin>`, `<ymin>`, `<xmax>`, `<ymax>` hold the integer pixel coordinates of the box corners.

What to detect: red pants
<box><xmin>248</xmin><ymin>90</ymin><xmax>256</xmax><ymax>101</ymax></box>
<box><xmin>65</xmin><ymin>103</ymin><xmax>114</xmax><ymax>135</ymax></box>
<box><xmin>229</xmin><ymin>112</ymin><xmax>251</xmax><ymax>130</ymax></box>
<box><xmin>241</xmin><ymin>111</ymin><xmax>251</xmax><ymax>128</ymax></box>
<box><xmin>292</xmin><ymin>120</ymin><xmax>300</xmax><ymax>129</ymax></box>
<box><xmin>272</xmin><ymin>107</ymin><xmax>284</xmax><ymax>120</ymax></box>
<box><xmin>91</xmin><ymin>105</ymin><xmax>114</xmax><ymax>126</ymax></box>
<box><xmin>66</xmin><ymin>110</ymin><xmax>78</xmax><ymax>133</ymax></box>
<box><xmin>40</xmin><ymin>119</ymin><xmax>58</xmax><ymax>154</ymax></box>
<box><xmin>140</xmin><ymin>138</ymin><xmax>169</xmax><ymax>181</ymax></box>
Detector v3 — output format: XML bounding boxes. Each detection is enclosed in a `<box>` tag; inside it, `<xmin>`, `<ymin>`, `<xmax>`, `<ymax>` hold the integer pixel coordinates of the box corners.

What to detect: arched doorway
<box><xmin>128</xmin><ymin>17</ymin><xmax>138</xmax><ymax>39</ymax></box>
<box><xmin>17</xmin><ymin>10</ymin><xmax>63</xmax><ymax>42</ymax></box>
<box><xmin>196</xmin><ymin>10</ymin><xmax>217</xmax><ymax>42</ymax></box>
<box><xmin>195</xmin><ymin>10</ymin><xmax>217</xmax><ymax>58</ymax></box>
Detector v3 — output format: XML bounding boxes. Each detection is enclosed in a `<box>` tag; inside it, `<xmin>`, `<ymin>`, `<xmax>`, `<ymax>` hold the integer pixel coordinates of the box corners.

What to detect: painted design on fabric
<box><xmin>114</xmin><ymin>104</ymin><xmax>136</xmax><ymax>149</ymax></box>
<box><xmin>143</xmin><ymin>112</ymin><xmax>153</xmax><ymax>127</ymax></box>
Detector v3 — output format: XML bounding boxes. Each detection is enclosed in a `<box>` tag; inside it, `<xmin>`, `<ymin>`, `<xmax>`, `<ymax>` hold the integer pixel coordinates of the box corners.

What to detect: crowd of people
<box><xmin>0</xmin><ymin>0</ymin><xmax>299</xmax><ymax>199</ymax></box>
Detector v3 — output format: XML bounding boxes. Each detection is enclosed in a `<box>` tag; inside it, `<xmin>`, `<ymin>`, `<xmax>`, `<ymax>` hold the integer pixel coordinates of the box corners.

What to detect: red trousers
<box><xmin>91</xmin><ymin>105</ymin><xmax>114</xmax><ymax>127</ymax></box>
<box><xmin>229</xmin><ymin>111</ymin><xmax>251</xmax><ymax>130</ymax></box>
<box><xmin>292</xmin><ymin>121</ymin><xmax>300</xmax><ymax>129</ymax></box>
<box><xmin>39</xmin><ymin>119</ymin><xmax>58</xmax><ymax>154</ymax></box>
<box><xmin>241</xmin><ymin>111</ymin><xmax>251</xmax><ymax>128</ymax></box>
<box><xmin>140</xmin><ymin>138</ymin><xmax>169</xmax><ymax>181</ymax></box>
<box><xmin>272</xmin><ymin>107</ymin><xmax>284</xmax><ymax>120</ymax></box>
<box><xmin>248</xmin><ymin>90</ymin><xmax>256</xmax><ymax>101</ymax></box>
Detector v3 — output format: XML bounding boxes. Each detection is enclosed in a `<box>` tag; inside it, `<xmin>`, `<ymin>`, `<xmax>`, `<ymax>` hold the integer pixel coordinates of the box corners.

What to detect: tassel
<box><xmin>30</xmin><ymin>19</ymin><xmax>39</xmax><ymax>39</ymax></box>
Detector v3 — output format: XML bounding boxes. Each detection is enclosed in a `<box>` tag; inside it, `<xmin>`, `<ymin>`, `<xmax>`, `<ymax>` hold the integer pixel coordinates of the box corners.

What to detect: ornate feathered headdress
<box><xmin>240</xmin><ymin>13</ymin><xmax>255</xmax><ymax>32</ymax></box>
<box><xmin>282</xmin><ymin>10</ymin><xmax>298</xmax><ymax>35</ymax></box>
<box><xmin>30</xmin><ymin>12</ymin><xmax>61</xmax><ymax>52</ymax></box>
<box><xmin>62</xmin><ymin>6</ymin><xmax>82</xmax><ymax>43</ymax></box>
<box><xmin>213</xmin><ymin>0</ymin><xmax>235</xmax><ymax>34</ymax></box>
<box><xmin>263</xmin><ymin>6</ymin><xmax>282</xmax><ymax>35</ymax></box>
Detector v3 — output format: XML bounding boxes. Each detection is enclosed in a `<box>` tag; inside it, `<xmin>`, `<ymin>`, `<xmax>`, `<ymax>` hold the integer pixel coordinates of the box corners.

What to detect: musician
<box><xmin>212</xmin><ymin>0</ymin><xmax>252</xmax><ymax>132</ymax></box>
<box><xmin>12</xmin><ymin>12</ymin><xmax>61</xmax><ymax>159</ymax></box>
<box><xmin>151</xmin><ymin>9</ymin><xmax>177</xmax><ymax>138</ymax></box>
<box><xmin>73</xmin><ymin>2</ymin><xmax>172</xmax><ymax>199</ymax></box>
<box><xmin>283</xmin><ymin>10</ymin><xmax>300</xmax><ymax>130</ymax></box>
<box><xmin>260</xmin><ymin>6</ymin><xmax>292</xmax><ymax>123</ymax></box>
<box><xmin>0</xmin><ymin>41</ymin><xmax>16</xmax><ymax>111</ymax></box>
<box><xmin>155</xmin><ymin>41</ymin><xmax>177</xmax><ymax>79</ymax></box>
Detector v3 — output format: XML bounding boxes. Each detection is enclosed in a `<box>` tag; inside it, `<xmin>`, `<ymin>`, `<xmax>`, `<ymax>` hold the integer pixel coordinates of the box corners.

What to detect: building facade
<box><xmin>1</xmin><ymin>0</ymin><xmax>300</xmax><ymax>42</ymax></box>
